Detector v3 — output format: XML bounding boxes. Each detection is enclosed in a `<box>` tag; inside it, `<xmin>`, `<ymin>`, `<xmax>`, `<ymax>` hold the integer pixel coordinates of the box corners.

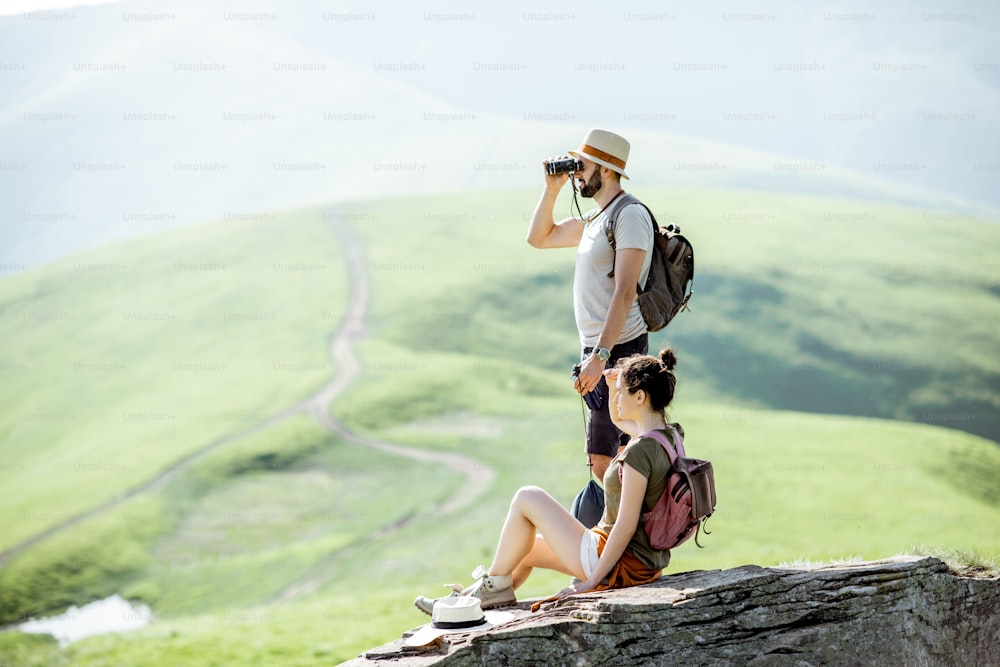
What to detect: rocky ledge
<box><xmin>343</xmin><ymin>556</ymin><xmax>999</xmax><ymax>666</ymax></box>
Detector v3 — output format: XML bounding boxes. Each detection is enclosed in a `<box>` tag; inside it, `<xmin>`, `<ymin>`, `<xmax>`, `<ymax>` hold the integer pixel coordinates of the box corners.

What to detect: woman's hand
<box><xmin>553</xmin><ymin>579</ymin><xmax>596</xmax><ymax>600</ymax></box>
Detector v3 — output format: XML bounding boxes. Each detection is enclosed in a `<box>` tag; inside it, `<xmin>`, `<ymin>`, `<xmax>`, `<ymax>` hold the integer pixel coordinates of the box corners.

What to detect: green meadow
<box><xmin>0</xmin><ymin>212</ymin><xmax>345</xmax><ymax>551</ymax></box>
<box><xmin>0</xmin><ymin>188</ymin><xmax>998</xmax><ymax>666</ymax></box>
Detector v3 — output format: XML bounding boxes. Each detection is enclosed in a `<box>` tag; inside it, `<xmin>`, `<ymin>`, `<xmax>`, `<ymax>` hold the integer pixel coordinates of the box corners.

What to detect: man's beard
<box><xmin>578</xmin><ymin>169</ymin><xmax>602</xmax><ymax>198</ymax></box>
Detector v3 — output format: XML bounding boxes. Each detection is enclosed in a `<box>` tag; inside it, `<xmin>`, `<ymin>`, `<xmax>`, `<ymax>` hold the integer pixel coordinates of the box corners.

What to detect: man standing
<box><xmin>526</xmin><ymin>129</ymin><xmax>653</xmax><ymax>482</ymax></box>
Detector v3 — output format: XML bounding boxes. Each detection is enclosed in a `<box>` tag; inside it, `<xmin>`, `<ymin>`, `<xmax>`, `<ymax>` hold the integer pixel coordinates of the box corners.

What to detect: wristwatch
<box><xmin>593</xmin><ymin>347</ymin><xmax>611</xmax><ymax>363</ymax></box>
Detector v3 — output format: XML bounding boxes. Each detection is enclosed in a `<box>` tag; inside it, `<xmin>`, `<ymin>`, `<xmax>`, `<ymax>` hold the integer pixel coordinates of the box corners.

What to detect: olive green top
<box><xmin>598</xmin><ymin>427</ymin><xmax>675</xmax><ymax>570</ymax></box>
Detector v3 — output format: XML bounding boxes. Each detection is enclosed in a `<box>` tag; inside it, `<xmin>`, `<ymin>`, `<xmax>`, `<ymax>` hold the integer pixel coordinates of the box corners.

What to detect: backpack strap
<box><xmin>693</xmin><ymin>520</ymin><xmax>706</xmax><ymax>548</ymax></box>
<box><xmin>618</xmin><ymin>427</ymin><xmax>681</xmax><ymax>482</ymax></box>
<box><xmin>642</xmin><ymin>427</ymin><xmax>685</xmax><ymax>461</ymax></box>
<box><xmin>619</xmin><ymin>428</ymin><xmax>685</xmax><ymax>515</ymax></box>
<box><xmin>603</xmin><ymin>194</ymin><xmax>657</xmax><ymax>279</ymax></box>
<box><xmin>603</xmin><ymin>193</ymin><xmax>640</xmax><ymax>253</ymax></box>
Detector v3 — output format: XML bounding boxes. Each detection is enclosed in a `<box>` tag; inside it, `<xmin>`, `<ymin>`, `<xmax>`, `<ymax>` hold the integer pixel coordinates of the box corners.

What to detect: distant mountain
<box><xmin>2</xmin><ymin>0</ymin><xmax>997</xmax><ymax>271</ymax></box>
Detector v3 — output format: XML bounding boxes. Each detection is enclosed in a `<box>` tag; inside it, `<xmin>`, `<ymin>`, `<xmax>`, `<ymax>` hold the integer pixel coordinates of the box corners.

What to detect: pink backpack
<box><xmin>623</xmin><ymin>427</ymin><xmax>716</xmax><ymax>550</ymax></box>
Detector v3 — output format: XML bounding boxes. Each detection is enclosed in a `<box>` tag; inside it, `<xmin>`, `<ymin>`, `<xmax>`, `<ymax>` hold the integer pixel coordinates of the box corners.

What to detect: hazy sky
<box><xmin>2</xmin><ymin>0</ymin><xmax>997</xmax><ymax>270</ymax></box>
<box><xmin>0</xmin><ymin>0</ymin><xmax>119</xmax><ymax>15</ymax></box>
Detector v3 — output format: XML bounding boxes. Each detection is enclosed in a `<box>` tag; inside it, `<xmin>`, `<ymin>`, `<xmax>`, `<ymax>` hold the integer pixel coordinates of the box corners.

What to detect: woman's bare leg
<box><xmin>509</xmin><ymin>535</ymin><xmax>579</xmax><ymax>588</ymax></box>
<box><xmin>487</xmin><ymin>486</ymin><xmax>588</xmax><ymax>588</ymax></box>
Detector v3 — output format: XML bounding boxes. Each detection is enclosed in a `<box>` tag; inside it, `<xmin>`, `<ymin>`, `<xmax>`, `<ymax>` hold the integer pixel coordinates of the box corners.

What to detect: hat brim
<box><xmin>568</xmin><ymin>150</ymin><xmax>629</xmax><ymax>179</ymax></box>
<box><xmin>404</xmin><ymin>610</ymin><xmax>516</xmax><ymax>647</ymax></box>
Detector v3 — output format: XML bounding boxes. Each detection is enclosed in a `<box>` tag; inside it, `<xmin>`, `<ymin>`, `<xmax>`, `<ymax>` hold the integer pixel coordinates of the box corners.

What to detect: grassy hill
<box><xmin>0</xmin><ymin>210</ymin><xmax>345</xmax><ymax>552</ymax></box>
<box><xmin>338</xmin><ymin>187</ymin><xmax>1000</xmax><ymax>441</ymax></box>
<box><xmin>0</xmin><ymin>188</ymin><xmax>998</xmax><ymax>666</ymax></box>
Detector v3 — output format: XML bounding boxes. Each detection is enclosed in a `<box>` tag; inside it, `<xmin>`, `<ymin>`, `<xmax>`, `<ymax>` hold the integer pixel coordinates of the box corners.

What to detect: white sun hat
<box><xmin>404</xmin><ymin>596</ymin><xmax>515</xmax><ymax>647</ymax></box>
<box><xmin>568</xmin><ymin>128</ymin><xmax>631</xmax><ymax>179</ymax></box>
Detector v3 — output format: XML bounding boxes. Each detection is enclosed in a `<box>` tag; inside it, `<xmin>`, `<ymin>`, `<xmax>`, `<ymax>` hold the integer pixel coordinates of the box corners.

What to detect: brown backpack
<box><xmin>605</xmin><ymin>194</ymin><xmax>694</xmax><ymax>332</ymax></box>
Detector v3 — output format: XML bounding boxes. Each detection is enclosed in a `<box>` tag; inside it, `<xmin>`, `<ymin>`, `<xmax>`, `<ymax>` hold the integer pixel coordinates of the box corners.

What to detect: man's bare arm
<box><xmin>526</xmin><ymin>168</ymin><xmax>584</xmax><ymax>249</ymax></box>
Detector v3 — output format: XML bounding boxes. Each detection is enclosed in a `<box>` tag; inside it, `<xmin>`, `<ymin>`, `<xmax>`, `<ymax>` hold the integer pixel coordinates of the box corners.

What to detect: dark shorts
<box><xmin>582</xmin><ymin>333</ymin><xmax>649</xmax><ymax>457</ymax></box>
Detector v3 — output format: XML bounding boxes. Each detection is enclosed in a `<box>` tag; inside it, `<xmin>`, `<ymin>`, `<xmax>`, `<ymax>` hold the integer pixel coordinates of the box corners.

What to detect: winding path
<box><xmin>308</xmin><ymin>219</ymin><xmax>495</xmax><ymax>515</ymax></box>
<box><xmin>266</xmin><ymin>219</ymin><xmax>497</xmax><ymax>603</ymax></box>
<box><xmin>0</xmin><ymin>216</ymin><xmax>495</xmax><ymax>579</ymax></box>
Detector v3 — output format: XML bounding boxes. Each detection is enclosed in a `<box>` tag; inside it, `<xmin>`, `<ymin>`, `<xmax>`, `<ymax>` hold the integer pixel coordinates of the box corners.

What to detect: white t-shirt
<box><xmin>573</xmin><ymin>200</ymin><xmax>654</xmax><ymax>347</ymax></box>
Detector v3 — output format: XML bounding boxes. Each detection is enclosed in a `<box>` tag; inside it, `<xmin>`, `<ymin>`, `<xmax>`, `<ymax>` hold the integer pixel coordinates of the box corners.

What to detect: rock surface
<box><xmin>342</xmin><ymin>556</ymin><xmax>999</xmax><ymax>666</ymax></box>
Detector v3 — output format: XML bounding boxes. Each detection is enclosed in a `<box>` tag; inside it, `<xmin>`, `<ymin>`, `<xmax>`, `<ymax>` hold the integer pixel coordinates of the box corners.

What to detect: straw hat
<box><xmin>569</xmin><ymin>128</ymin><xmax>631</xmax><ymax>179</ymax></box>
<box><xmin>404</xmin><ymin>596</ymin><xmax>515</xmax><ymax>647</ymax></box>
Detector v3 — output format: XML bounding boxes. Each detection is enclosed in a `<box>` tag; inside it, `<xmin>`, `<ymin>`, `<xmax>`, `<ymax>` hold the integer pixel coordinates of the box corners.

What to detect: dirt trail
<box><xmin>311</xmin><ymin>219</ymin><xmax>496</xmax><ymax>515</ymax></box>
<box><xmin>311</xmin><ymin>220</ymin><xmax>494</xmax><ymax>510</ymax></box>
<box><xmin>0</xmin><ymin>217</ymin><xmax>495</xmax><ymax>573</ymax></box>
<box><xmin>267</xmin><ymin>220</ymin><xmax>497</xmax><ymax>603</ymax></box>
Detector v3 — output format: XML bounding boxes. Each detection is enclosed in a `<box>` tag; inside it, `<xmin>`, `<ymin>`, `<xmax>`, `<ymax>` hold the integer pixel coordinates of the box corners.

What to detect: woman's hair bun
<box><xmin>659</xmin><ymin>348</ymin><xmax>678</xmax><ymax>372</ymax></box>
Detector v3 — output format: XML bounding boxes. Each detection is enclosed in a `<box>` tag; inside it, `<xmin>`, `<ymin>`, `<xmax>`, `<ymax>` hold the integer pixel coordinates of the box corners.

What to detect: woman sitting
<box><xmin>415</xmin><ymin>348</ymin><xmax>681</xmax><ymax>613</ymax></box>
